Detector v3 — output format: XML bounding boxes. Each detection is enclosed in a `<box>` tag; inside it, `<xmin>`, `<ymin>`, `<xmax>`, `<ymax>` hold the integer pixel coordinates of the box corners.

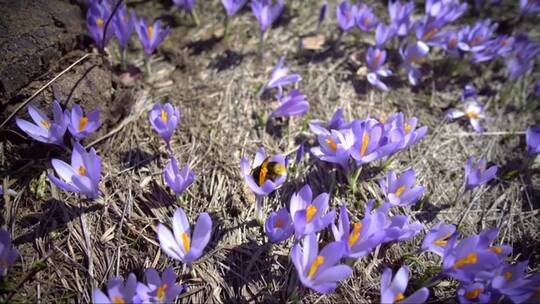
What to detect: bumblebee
<box><xmin>251</xmin><ymin>158</ymin><xmax>287</xmax><ymax>186</ymax></box>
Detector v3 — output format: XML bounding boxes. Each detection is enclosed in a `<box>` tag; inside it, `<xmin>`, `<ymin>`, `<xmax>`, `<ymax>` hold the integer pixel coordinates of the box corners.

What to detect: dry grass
<box><xmin>1</xmin><ymin>0</ymin><xmax>539</xmax><ymax>303</ymax></box>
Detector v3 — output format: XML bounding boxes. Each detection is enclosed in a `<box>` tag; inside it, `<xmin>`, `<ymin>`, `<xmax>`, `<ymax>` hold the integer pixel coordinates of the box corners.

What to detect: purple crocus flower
<box><xmin>383</xmin><ymin>212</ymin><xmax>423</xmax><ymax>242</ymax></box>
<box><xmin>173</xmin><ymin>0</ymin><xmax>196</xmax><ymax>12</ymax></box>
<box><xmin>383</xmin><ymin>112</ymin><xmax>428</xmax><ymax>149</ymax></box>
<box><xmin>291</xmin><ymin>233</ymin><xmax>353</xmax><ymax>294</ymax></box>
<box><xmin>336</xmin><ymin>1</ymin><xmax>358</xmax><ymax>32</ymax></box>
<box><xmin>251</xmin><ymin>0</ymin><xmax>284</xmax><ymax>33</ymax></box>
<box><xmin>388</xmin><ymin>0</ymin><xmax>415</xmax><ymax>37</ymax></box>
<box><xmin>87</xmin><ymin>0</ymin><xmax>113</xmax><ymax>50</ymax></box>
<box><xmin>0</xmin><ymin>229</ymin><xmax>18</xmax><ymax>277</ymax></box>
<box><xmin>490</xmin><ymin>261</ymin><xmax>531</xmax><ymax>303</ymax></box>
<box><xmin>374</xmin><ymin>23</ymin><xmax>396</xmax><ymax>48</ymax></box>
<box><xmin>113</xmin><ymin>4</ymin><xmax>134</xmax><ymax>52</ymax></box>
<box><xmin>308</xmin><ymin>108</ymin><xmax>349</xmax><ymax>136</ymax></box>
<box><xmin>421</xmin><ymin>222</ymin><xmax>456</xmax><ymax>256</ymax></box>
<box><xmin>92</xmin><ymin>273</ymin><xmax>138</xmax><ymax>304</ymax></box>
<box><xmin>379</xmin><ymin>169</ymin><xmax>425</xmax><ymax>207</ymax></box>
<box><xmin>264</xmin><ymin>207</ymin><xmax>294</xmax><ymax>243</ymax></box>
<box><xmin>457</xmin><ymin>282</ymin><xmax>492</xmax><ymax>303</ymax></box>
<box><xmin>350</xmin><ymin>119</ymin><xmax>400</xmax><ymax>165</ymax></box>
<box><xmin>65</xmin><ymin>103</ymin><xmax>100</xmax><ymax>140</ymax></box>
<box><xmin>221</xmin><ymin>0</ymin><xmax>247</xmax><ymax>17</ymax></box>
<box><xmin>355</xmin><ymin>3</ymin><xmax>378</xmax><ymax>32</ymax></box>
<box><xmin>425</xmin><ymin>0</ymin><xmax>468</xmax><ymax>24</ymax></box>
<box><xmin>157</xmin><ymin>208</ymin><xmax>212</xmax><ymax>265</ymax></box>
<box><xmin>317</xmin><ymin>2</ymin><xmax>328</xmax><ymax>31</ymax></box>
<box><xmin>289</xmin><ymin>184</ymin><xmax>335</xmax><ymax>240</ymax></box>
<box><xmin>457</xmin><ymin>20</ymin><xmax>498</xmax><ymax>53</ymax></box>
<box><xmin>446</xmin><ymin>101</ymin><xmax>487</xmax><ymax>133</ymax></box>
<box><xmin>264</xmin><ymin>56</ymin><xmax>301</xmax><ymax>97</ymax></box>
<box><xmin>133</xmin><ymin>14</ymin><xmax>171</xmax><ymax>56</ymax></box>
<box><xmin>240</xmin><ymin>147</ymin><xmax>287</xmax><ymax>197</ymax></box>
<box><xmin>438</xmin><ymin>30</ymin><xmax>462</xmax><ymax>56</ymax></box>
<box><xmin>148</xmin><ymin>102</ymin><xmax>180</xmax><ymax>146</ymax></box>
<box><xmin>472</xmin><ymin>35</ymin><xmax>514</xmax><ymax>63</ymax></box>
<box><xmin>270</xmin><ymin>89</ymin><xmax>309</xmax><ymax>118</ymax></box>
<box><xmin>463</xmin><ymin>156</ymin><xmax>498</xmax><ymax>191</ymax></box>
<box><xmin>380</xmin><ymin>266</ymin><xmax>429</xmax><ymax>304</ymax></box>
<box><xmin>520</xmin><ymin>0</ymin><xmax>540</xmax><ymax>15</ymax></box>
<box><xmin>135</xmin><ymin>267</ymin><xmax>187</xmax><ymax>303</ymax></box>
<box><xmin>366</xmin><ymin>47</ymin><xmax>392</xmax><ymax>91</ymax></box>
<box><xmin>400</xmin><ymin>41</ymin><xmax>430</xmax><ymax>86</ymax></box>
<box><xmin>415</xmin><ymin>17</ymin><xmax>446</xmax><ymax>45</ymax></box>
<box><xmin>310</xmin><ymin>127</ymin><xmax>355</xmax><ymax>171</ymax></box>
<box><xmin>505</xmin><ymin>35</ymin><xmax>540</xmax><ymax>81</ymax></box>
<box><xmin>163</xmin><ymin>157</ymin><xmax>195</xmax><ymax>195</ymax></box>
<box><xmin>48</xmin><ymin>142</ymin><xmax>101</xmax><ymax>198</ymax></box>
<box><xmin>461</xmin><ymin>84</ymin><xmax>478</xmax><ymax>102</ymax></box>
<box><xmin>526</xmin><ymin>124</ymin><xmax>540</xmax><ymax>156</ymax></box>
<box><xmin>332</xmin><ymin>202</ymin><xmax>386</xmax><ymax>259</ymax></box>
<box><xmin>15</xmin><ymin>100</ymin><xmax>67</xmax><ymax>146</ymax></box>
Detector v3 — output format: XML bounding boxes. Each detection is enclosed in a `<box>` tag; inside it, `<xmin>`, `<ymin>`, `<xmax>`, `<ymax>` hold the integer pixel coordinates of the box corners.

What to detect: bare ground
<box><xmin>1</xmin><ymin>0</ymin><xmax>539</xmax><ymax>303</ymax></box>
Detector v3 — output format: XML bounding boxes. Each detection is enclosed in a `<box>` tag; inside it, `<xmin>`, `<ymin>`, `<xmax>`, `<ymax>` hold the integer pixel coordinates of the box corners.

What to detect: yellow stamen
<box><xmin>489</xmin><ymin>246</ymin><xmax>502</xmax><ymax>254</ymax></box>
<box><xmin>78</xmin><ymin>165</ymin><xmax>86</xmax><ymax>176</ymax></box>
<box><xmin>161</xmin><ymin>110</ymin><xmax>168</xmax><ymax>123</ymax></box>
<box><xmin>148</xmin><ymin>25</ymin><xmax>154</xmax><ymax>39</ymax></box>
<box><xmin>325</xmin><ymin>138</ymin><xmax>337</xmax><ymax>151</ymax></box>
<box><xmin>181</xmin><ymin>232</ymin><xmax>190</xmax><ymax>252</ymax></box>
<box><xmin>373</xmin><ymin>49</ymin><xmax>383</xmax><ymax>67</ymax></box>
<box><xmin>453</xmin><ymin>252</ymin><xmax>477</xmax><ymax>269</ymax></box>
<box><xmin>363</xmin><ymin>17</ymin><xmax>370</xmax><ymax>28</ymax></box>
<box><xmin>78</xmin><ymin>116</ymin><xmax>89</xmax><ymax>132</ymax></box>
<box><xmin>96</xmin><ymin>18</ymin><xmax>104</xmax><ymax>28</ymax></box>
<box><xmin>394</xmin><ymin>293</ymin><xmax>405</xmax><ymax>303</ymax></box>
<box><xmin>157</xmin><ymin>283</ymin><xmax>168</xmax><ymax>299</ymax></box>
<box><xmin>306</xmin><ymin>204</ymin><xmax>317</xmax><ymax>223</ymax></box>
<box><xmin>465</xmin><ymin>288</ymin><xmax>482</xmax><ymax>300</ymax></box>
<box><xmin>470</xmin><ymin>36</ymin><xmax>483</xmax><ymax>47</ymax></box>
<box><xmin>395</xmin><ymin>186</ymin><xmax>406</xmax><ymax>196</ymax></box>
<box><xmin>466</xmin><ymin>111</ymin><xmax>480</xmax><ymax>119</ymax></box>
<box><xmin>360</xmin><ymin>132</ymin><xmax>369</xmax><ymax>157</ymax></box>
<box><xmin>41</xmin><ymin>119</ymin><xmax>50</xmax><ymax>129</ymax></box>
<box><xmin>379</xmin><ymin>117</ymin><xmax>386</xmax><ymax>124</ymax></box>
<box><xmin>404</xmin><ymin>123</ymin><xmax>412</xmax><ymax>134</ymax></box>
<box><xmin>258</xmin><ymin>159</ymin><xmax>269</xmax><ymax>186</ymax></box>
<box><xmin>448</xmin><ymin>37</ymin><xmax>458</xmax><ymax>49</ymax></box>
<box><xmin>307</xmin><ymin>255</ymin><xmax>325</xmax><ymax>279</ymax></box>
<box><xmin>275</xmin><ymin>218</ymin><xmax>284</xmax><ymax>228</ymax></box>
<box><xmin>111</xmin><ymin>296</ymin><xmax>125</xmax><ymax>304</ymax></box>
<box><xmin>422</xmin><ymin>27</ymin><xmax>439</xmax><ymax>41</ymax></box>
<box><xmin>348</xmin><ymin>223</ymin><xmax>362</xmax><ymax>247</ymax></box>
<box><xmin>432</xmin><ymin>233</ymin><xmax>452</xmax><ymax>246</ymax></box>
<box><xmin>504</xmin><ymin>271</ymin><xmax>513</xmax><ymax>280</ymax></box>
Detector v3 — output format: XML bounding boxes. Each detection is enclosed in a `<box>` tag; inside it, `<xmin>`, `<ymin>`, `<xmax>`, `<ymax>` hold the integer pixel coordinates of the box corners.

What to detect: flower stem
<box><xmin>223</xmin><ymin>15</ymin><xmax>230</xmax><ymax>44</ymax></box>
<box><xmin>190</xmin><ymin>9</ymin><xmax>200</xmax><ymax>27</ymax></box>
<box><xmin>120</xmin><ymin>48</ymin><xmax>126</xmax><ymax>70</ymax></box>
<box><xmin>144</xmin><ymin>56</ymin><xmax>152</xmax><ymax>75</ymax></box>
<box><xmin>255</xmin><ymin>196</ymin><xmax>265</xmax><ymax>224</ymax></box>
<box><xmin>258</xmin><ymin>31</ymin><xmax>265</xmax><ymax>58</ymax></box>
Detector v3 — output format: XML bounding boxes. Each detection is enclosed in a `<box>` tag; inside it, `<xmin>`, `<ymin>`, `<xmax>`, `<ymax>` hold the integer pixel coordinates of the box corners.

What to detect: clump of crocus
<box><xmin>379</xmin><ymin>169</ymin><xmax>425</xmax><ymax>207</ymax></box>
<box><xmin>148</xmin><ymin>102</ymin><xmax>180</xmax><ymax>149</ymax></box>
<box><xmin>264</xmin><ymin>207</ymin><xmax>294</xmax><ymax>243</ymax></box>
<box><xmin>65</xmin><ymin>103</ymin><xmax>101</xmax><ymax>140</ymax></box>
<box><xmin>291</xmin><ymin>233</ymin><xmax>353</xmax><ymax>294</ymax></box>
<box><xmin>456</xmin><ymin>19</ymin><xmax>497</xmax><ymax>55</ymax></box>
<box><xmin>113</xmin><ymin>3</ymin><xmax>134</xmax><ymax>63</ymax></box>
<box><xmin>136</xmin><ymin>267</ymin><xmax>187</xmax><ymax>303</ymax></box>
<box><xmin>520</xmin><ymin>0</ymin><xmax>540</xmax><ymax>15</ymax></box>
<box><xmin>263</xmin><ymin>56</ymin><xmax>301</xmax><ymax>97</ymax></box>
<box><xmin>446</xmin><ymin>100</ymin><xmax>488</xmax><ymax>133</ymax></box>
<box><xmin>350</xmin><ymin>119</ymin><xmax>400</xmax><ymax>166</ymax></box>
<box><xmin>388</xmin><ymin>0</ymin><xmax>415</xmax><ymax>37</ymax></box>
<box><xmin>366</xmin><ymin>46</ymin><xmax>392</xmax><ymax>91</ymax></box>
<box><xmin>310</xmin><ymin>127</ymin><xmax>355</xmax><ymax>172</ymax></box>
<box><xmin>504</xmin><ymin>35</ymin><xmax>540</xmax><ymax>81</ymax></box>
<box><xmin>240</xmin><ymin>147</ymin><xmax>287</xmax><ymax>221</ymax></box>
<box><xmin>381</xmin><ymin>206</ymin><xmax>423</xmax><ymax>242</ymax></box>
<box><xmin>0</xmin><ymin>229</ymin><xmax>18</xmax><ymax>277</ymax></box>
<box><xmin>269</xmin><ymin>89</ymin><xmax>309</xmax><ymax>118</ymax></box>
<box><xmin>48</xmin><ymin>142</ymin><xmax>102</xmax><ymax>198</ymax></box>
<box><xmin>157</xmin><ymin>207</ymin><xmax>212</xmax><ymax>266</ymax></box>
<box><xmin>421</xmin><ymin>222</ymin><xmax>456</xmax><ymax>256</ymax></box>
<box><xmin>87</xmin><ymin>0</ymin><xmax>113</xmax><ymax>51</ymax></box>
<box><xmin>289</xmin><ymin>184</ymin><xmax>335</xmax><ymax>240</ymax></box>
<box><xmin>355</xmin><ymin>3</ymin><xmax>378</xmax><ymax>32</ymax></box>
<box><xmin>133</xmin><ymin>13</ymin><xmax>171</xmax><ymax>73</ymax></box>
<box><xmin>163</xmin><ymin>156</ymin><xmax>195</xmax><ymax>196</ymax></box>
<box><xmin>383</xmin><ymin>112</ymin><xmax>428</xmax><ymax>149</ymax></box>
<box><xmin>400</xmin><ymin>41</ymin><xmax>430</xmax><ymax>86</ymax></box>
<box><xmin>92</xmin><ymin>273</ymin><xmax>138</xmax><ymax>304</ymax></box>
<box><xmin>251</xmin><ymin>0</ymin><xmax>284</xmax><ymax>52</ymax></box>
<box><xmin>526</xmin><ymin>124</ymin><xmax>540</xmax><ymax>156</ymax></box>
<box><xmin>380</xmin><ymin>266</ymin><xmax>429</xmax><ymax>303</ymax></box>
<box><xmin>16</xmin><ymin>100</ymin><xmax>67</xmax><ymax>146</ymax></box>
<box><xmin>463</xmin><ymin>156</ymin><xmax>498</xmax><ymax>192</ymax></box>
<box><xmin>374</xmin><ymin>23</ymin><xmax>396</xmax><ymax>48</ymax></box>
<box><xmin>332</xmin><ymin>202</ymin><xmax>386</xmax><ymax>259</ymax></box>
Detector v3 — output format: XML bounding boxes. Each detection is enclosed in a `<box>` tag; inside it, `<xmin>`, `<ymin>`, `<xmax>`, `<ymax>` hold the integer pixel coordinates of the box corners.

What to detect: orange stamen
<box><xmin>465</xmin><ymin>288</ymin><xmax>482</xmax><ymax>300</ymax></box>
<box><xmin>307</xmin><ymin>256</ymin><xmax>325</xmax><ymax>279</ymax></box>
<box><xmin>78</xmin><ymin>116</ymin><xmax>89</xmax><ymax>132</ymax></box>
<box><xmin>325</xmin><ymin>138</ymin><xmax>337</xmax><ymax>151</ymax></box>
<box><xmin>78</xmin><ymin>165</ymin><xmax>86</xmax><ymax>176</ymax></box>
<box><xmin>395</xmin><ymin>186</ymin><xmax>406</xmax><ymax>196</ymax></box>
<box><xmin>306</xmin><ymin>205</ymin><xmax>317</xmax><ymax>223</ymax></box>
<box><xmin>348</xmin><ymin>223</ymin><xmax>362</xmax><ymax>247</ymax></box>
<box><xmin>454</xmin><ymin>252</ymin><xmax>477</xmax><ymax>269</ymax></box>
<box><xmin>360</xmin><ymin>132</ymin><xmax>369</xmax><ymax>157</ymax></box>
<box><xmin>181</xmin><ymin>232</ymin><xmax>190</xmax><ymax>252</ymax></box>
<box><xmin>41</xmin><ymin>119</ymin><xmax>50</xmax><ymax>129</ymax></box>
